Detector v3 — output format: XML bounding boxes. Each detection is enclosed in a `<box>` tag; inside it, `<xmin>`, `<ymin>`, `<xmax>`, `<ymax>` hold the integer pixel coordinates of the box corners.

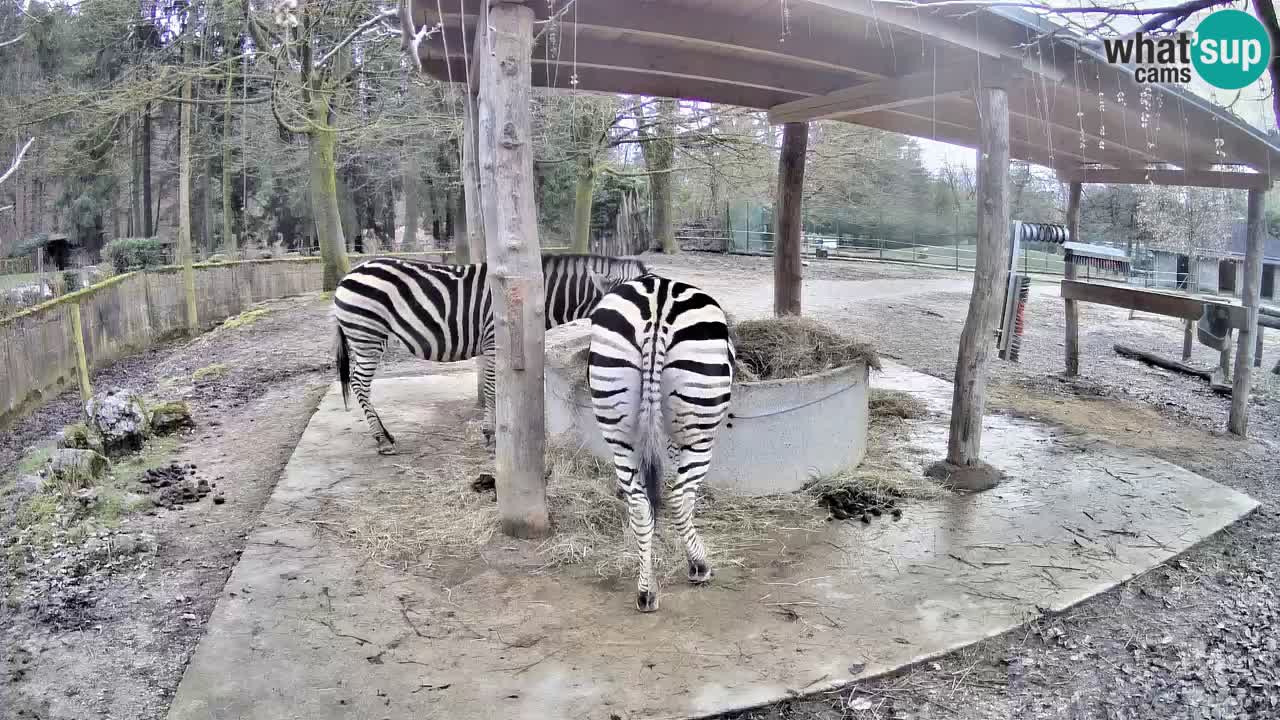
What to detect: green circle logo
<box><xmin>1192</xmin><ymin>9</ymin><xmax>1272</xmax><ymax>90</ymax></box>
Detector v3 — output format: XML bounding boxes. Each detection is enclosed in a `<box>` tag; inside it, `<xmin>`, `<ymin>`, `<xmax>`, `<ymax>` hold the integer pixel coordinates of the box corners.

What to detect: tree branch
<box><xmin>0</xmin><ymin>31</ymin><xmax>25</xmax><ymax>50</ymax></box>
<box><xmin>0</xmin><ymin>137</ymin><xmax>34</xmax><ymax>187</ymax></box>
<box><xmin>314</xmin><ymin>8</ymin><xmax>398</xmax><ymax>68</ymax></box>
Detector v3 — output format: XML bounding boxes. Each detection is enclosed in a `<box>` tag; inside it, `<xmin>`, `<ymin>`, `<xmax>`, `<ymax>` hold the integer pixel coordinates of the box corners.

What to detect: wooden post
<box><xmin>1229</xmin><ymin>188</ymin><xmax>1266</xmax><ymax>436</ymax></box>
<box><xmin>1063</xmin><ymin>181</ymin><xmax>1082</xmax><ymax>376</ymax></box>
<box><xmin>773</xmin><ymin>121</ymin><xmax>807</xmax><ymax>316</ymax></box>
<box><xmin>946</xmin><ymin>85</ymin><xmax>1011</xmax><ymax>467</ymax></box>
<box><xmin>69</xmin><ymin>303</ymin><xmax>92</xmax><ymax>402</ymax></box>
<box><xmin>477</xmin><ymin>0</ymin><xmax>550</xmax><ymax>539</ymax></box>
<box><xmin>1254</xmin><ymin>328</ymin><xmax>1263</xmax><ymax>368</ymax></box>
<box><xmin>1182</xmin><ymin>319</ymin><xmax>1194</xmax><ymax>361</ymax></box>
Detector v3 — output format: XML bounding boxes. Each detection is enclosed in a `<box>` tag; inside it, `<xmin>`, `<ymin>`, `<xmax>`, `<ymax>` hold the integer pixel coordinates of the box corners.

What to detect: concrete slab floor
<box><xmin>167</xmin><ymin>363</ymin><xmax>1258</xmax><ymax>720</ymax></box>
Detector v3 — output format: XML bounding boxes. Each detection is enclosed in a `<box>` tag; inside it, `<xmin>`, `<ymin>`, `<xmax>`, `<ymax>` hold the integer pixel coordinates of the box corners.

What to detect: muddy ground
<box><xmin>1</xmin><ymin>253</ymin><xmax>1277</xmax><ymax>720</ymax></box>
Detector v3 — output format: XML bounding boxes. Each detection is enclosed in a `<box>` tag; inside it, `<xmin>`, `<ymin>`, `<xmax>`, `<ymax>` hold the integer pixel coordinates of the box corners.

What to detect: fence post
<box><xmin>69</xmin><ymin>302</ymin><xmax>92</xmax><ymax>403</ymax></box>
<box><xmin>954</xmin><ymin>236</ymin><xmax>959</xmax><ymax>270</ymax></box>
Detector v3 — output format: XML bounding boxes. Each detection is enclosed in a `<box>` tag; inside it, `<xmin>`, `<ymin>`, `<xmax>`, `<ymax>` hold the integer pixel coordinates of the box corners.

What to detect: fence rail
<box><xmin>680</xmin><ymin>230</ymin><xmax>1196</xmax><ymax>288</ymax></box>
<box><xmin>0</xmin><ymin>252</ymin><xmax>448</xmax><ymax>429</ymax></box>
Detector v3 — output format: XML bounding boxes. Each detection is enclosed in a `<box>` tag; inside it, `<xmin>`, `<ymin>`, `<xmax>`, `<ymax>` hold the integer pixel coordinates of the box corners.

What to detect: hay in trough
<box><xmin>552</xmin><ymin>314</ymin><xmax>880</xmax><ymax>391</ymax></box>
<box><xmin>730</xmin><ymin>315</ymin><xmax>880</xmax><ymax>382</ymax></box>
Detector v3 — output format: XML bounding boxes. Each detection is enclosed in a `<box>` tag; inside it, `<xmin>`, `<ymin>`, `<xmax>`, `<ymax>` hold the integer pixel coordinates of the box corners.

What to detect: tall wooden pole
<box><xmin>1063</xmin><ymin>181</ymin><xmax>1082</xmax><ymax>376</ymax></box>
<box><xmin>773</xmin><ymin>121</ymin><xmax>807</xmax><ymax>316</ymax></box>
<box><xmin>1228</xmin><ymin>188</ymin><xmax>1266</xmax><ymax>436</ymax></box>
<box><xmin>478</xmin><ymin>0</ymin><xmax>550</xmax><ymax>539</ymax></box>
<box><xmin>946</xmin><ymin>85</ymin><xmax>1011</xmax><ymax>467</ymax></box>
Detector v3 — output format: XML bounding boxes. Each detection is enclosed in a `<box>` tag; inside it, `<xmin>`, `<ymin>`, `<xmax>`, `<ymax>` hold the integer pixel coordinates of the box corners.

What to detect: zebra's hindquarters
<box><xmin>586</xmin><ymin>274</ymin><xmax>734</xmax><ymax>613</ymax></box>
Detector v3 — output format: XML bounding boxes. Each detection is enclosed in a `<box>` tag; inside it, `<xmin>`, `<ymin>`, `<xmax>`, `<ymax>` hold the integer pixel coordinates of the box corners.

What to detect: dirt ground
<box><xmin>1</xmin><ymin>253</ymin><xmax>1277</xmax><ymax>720</ymax></box>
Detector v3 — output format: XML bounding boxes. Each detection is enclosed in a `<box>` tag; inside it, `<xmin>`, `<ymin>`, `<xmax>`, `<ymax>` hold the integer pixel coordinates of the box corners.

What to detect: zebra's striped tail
<box><xmin>336</xmin><ymin>324</ymin><xmax>350</xmax><ymax>411</ymax></box>
<box><xmin>636</xmin><ymin>373</ymin><xmax>665</xmax><ymax>522</ymax></box>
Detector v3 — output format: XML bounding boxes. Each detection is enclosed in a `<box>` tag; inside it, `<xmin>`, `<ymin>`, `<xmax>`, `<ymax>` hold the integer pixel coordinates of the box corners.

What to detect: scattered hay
<box><xmin>868</xmin><ymin>388</ymin><xmax>928</xmax><ymax>420</ymax></box>
<box><xmin>730</xmin><ymin>315</ymin><xmax>880</xmax><ymax>382</ymax></box>
<box><xmin>538</xmin><ymin>441</ymin><xmax>827</xmax><ymax>582</ymax></box>
<box><xmin>808</xmin><ymin>410</ymin><xmax>948</xmax><ymax>519</ymax></box>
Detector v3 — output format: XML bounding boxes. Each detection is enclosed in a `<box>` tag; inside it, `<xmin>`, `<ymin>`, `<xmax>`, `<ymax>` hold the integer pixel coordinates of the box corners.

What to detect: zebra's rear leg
<box><xmin>671</xmin><ymin>435</ymin><xmax>716</xmax><ymax>584</ymax></box>
<box><xmin>480</xmin><ymin>350</ymin><xmax>496</xmax><ymax>452</ymax></box>
<box><xmin>350</xmin><ymin>341</ymin><xmax>396</xmax><ymax>455</ymax></box>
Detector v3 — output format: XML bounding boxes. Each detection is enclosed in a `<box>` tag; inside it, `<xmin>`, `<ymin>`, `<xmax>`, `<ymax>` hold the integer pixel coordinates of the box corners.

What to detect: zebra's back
<box><xmin>334</xmin><ymin>257</ymin><xmax>492</xmax><ymax>362</ymax></box>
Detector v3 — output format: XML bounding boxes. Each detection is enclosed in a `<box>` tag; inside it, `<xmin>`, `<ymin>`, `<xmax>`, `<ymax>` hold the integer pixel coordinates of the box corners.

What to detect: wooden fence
<box><xmin>0</xmin><ymin>252</ymin><xmax>447</xmax><ymax>429</ymax></box>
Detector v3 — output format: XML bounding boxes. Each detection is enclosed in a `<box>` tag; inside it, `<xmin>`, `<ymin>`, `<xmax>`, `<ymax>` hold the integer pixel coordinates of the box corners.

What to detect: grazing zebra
<box><xmin>333</xmin><ymin>253</ymin><xmax>648</xmax><ymax>455</ymax></box>
<box><xmin>587</xmin><ymin>274</ymin><xmax>735</xmax><ymax>613</ymax></box>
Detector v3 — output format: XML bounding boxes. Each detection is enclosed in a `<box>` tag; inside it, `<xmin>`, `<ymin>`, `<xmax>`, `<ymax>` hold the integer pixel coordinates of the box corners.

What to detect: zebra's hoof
<box><xmin>636</xmin><ymin>590</ymin><xmax>659</xmax><ymax>613</ymax></box>
<box><xmin>688</xmin><ymin>561</ymin><xmax>714</xmax><ymax>585</ymax></box>
<box><xmin>377</xmin><ymin>444</ymin><xmax>398</xmax><ymax>456</ymax></box>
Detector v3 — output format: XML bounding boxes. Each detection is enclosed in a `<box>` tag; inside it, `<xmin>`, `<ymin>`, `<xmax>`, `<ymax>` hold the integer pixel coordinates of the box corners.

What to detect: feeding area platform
<box><xmin>166</xmin><ymin>361</ymin><xmax>1257</xmax><ymax>720</ymax></box>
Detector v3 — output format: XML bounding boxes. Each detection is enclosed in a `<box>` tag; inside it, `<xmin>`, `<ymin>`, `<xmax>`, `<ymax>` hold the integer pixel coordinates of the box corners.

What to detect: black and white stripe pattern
<box><xmin>587</xmin><ymin>274</ymin><xmax>735</xmax><ymax>613</ymax></box>
<box><xmin>333</xmin><ymin>253</ymin><xmax>648</xmax><ymax>454</ymax></box>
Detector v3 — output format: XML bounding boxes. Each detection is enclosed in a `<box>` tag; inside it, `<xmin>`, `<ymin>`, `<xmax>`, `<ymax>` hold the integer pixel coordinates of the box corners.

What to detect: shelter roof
<box><xmin>409</xmin><ymin>0</ymin><xmax>1280</xmax><ymax>182</ymax></box>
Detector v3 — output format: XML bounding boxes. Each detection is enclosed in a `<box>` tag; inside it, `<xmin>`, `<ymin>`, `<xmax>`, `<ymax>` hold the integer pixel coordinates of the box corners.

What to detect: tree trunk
<box><xmin>477</xmin><ymin>0</ymin><xmax>549</xmax><ymax>539</ymax></box>
<box><xmin>308</xmin><ymin>99</ymin><xmax>351</xmax><ymax>292</ymax></box>
<box><xmin>141</xmin><ymin>103</ymin><xmax>154</xmax><ymax>238</ymax></box>
<box><xmin>1229</xmin><ymin>188</ymin><xmax>1266</xmax><ymax>436</ymax></box>
<box><xmin>201</xmin><ymin>155</ymin><xmax>215</xmax><ymax>255</ymax></box>
<box><xmin>1064</xmin><ymin>182</ymin><xmax>1082</xmax><ymax>376</ymax></box>
<box><xmin>178</xmin><ymin>72</ymin><xmax>199</xmax><ymax>334</ymax></box>
<box><xmin>946</xmin><ymin>86</ymin><xmax>1011</xmax><ymax>468</ymax></box>
<box><xmin>222</xmin><ymin>55</ymin><xmax>236</xmax><ymax>253</ymax></box>
<box><xmin>444</xmin><ymin>187</ymin><xmax>455</xmax><ymax>244</ymax></box>
<box><xmin>773</xmin><ymin>121</ymin><xmax>807</xmax><ymax>316</ymax></box>
<box><xmin>402</xmin><ymin>159</ymin><xmax>418</xmax><ymax>251</ymax></box>
<box><xmin>641</xmin><ymin>98</ymin><xmax>678</xmax><ymax>254</ymax></box>
<box><xmin>570</xmin><ymin>159</ymin><xmax>594</xmax><ymax>253</ymax></box>
<box><xmin>460</xmin><ymin>88</ymin><xmax>485</xmax><ymax>263</ymax></box>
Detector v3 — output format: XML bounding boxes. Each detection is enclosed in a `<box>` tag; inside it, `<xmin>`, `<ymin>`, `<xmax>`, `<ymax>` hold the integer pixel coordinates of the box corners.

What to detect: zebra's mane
<box><xmin>541</xmin><ymin>253</ymin><xmax>648</xmax><ymax>278</ymax></box>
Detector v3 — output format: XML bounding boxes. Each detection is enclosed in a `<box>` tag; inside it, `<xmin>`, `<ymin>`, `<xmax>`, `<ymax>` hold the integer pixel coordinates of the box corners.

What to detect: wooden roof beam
<box><xmin>768</xmin><ymin>57</ymin><xmax>1022</xmax><ymax>124</ymax></box>
<box><xmin>420</xmin><ymin>3</ymin><xmax>905</xmax><ymax>81</ymax></box>
<box><xmin>803</xmin><ymin>0</ymin><xmax>1066</xmax><ymax>83</ymax></box>
<box><xmin>420</xmin><ymin>27</ymin><xmax>858</xmax><ymax>100</ymax></box>
<box><xmin>1056</xmin><ymin>167</ymin><xmax>1274</xmax><ymax>190</ymax></box>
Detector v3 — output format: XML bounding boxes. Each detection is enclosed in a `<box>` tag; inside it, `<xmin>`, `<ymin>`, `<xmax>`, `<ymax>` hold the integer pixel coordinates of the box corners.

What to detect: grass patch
<box><xmin>10</xmin><ymin>435</ymin><xmax>175</xmax><ymax>547</ymax></box>
<box><xmin>192</xmin><ymin>363</ymin><xmax>229</xmax><ymax>381</ymax></box>
<box><xmin>219</xmin><ymin>307</ymin><xmax>269</xmax><ymax>331</ymax></box>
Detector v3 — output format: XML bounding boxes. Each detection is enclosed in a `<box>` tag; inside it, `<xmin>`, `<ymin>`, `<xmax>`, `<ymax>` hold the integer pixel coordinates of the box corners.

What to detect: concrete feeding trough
<box><xmin>544</xmin><ymin>343</ymin><xmax>870</xmax><ymax>495</ymax></box>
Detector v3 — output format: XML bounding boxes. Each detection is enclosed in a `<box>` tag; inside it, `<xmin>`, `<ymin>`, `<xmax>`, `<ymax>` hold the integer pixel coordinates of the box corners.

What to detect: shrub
<box><xmin>104</xmin><ymin>237</ymin><xmax>166</xmax><ymax>272</ymax></box>
<box><xmin>61</xmin><ymin>269</ymin><xmax>81</xmax><ymax>292</ymax></box>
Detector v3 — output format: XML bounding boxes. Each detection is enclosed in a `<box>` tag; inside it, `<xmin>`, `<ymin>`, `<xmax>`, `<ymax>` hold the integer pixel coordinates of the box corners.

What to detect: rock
<box><xmin>149</xmin><ymin>401</ymin><xmax>194</xmax><ymax>435</ymax></box>
<box><xmin>111</xmin><ymin>533</ymin><xmax>152</xmax><ymax>556</ymax></box>
<box><xmin>45</xmin><ymin>449</ymin><xmax>110</xmax><ymax>491</ymax></box>
<box><xmin>206</xmin><ymin>254</ymin><xmax>228</xmax><ymax>264</ymax></box>
<box><xmin>85</xmin><ymin>391</ymin><xmax>150</xmax><ymax>457</ymax></box>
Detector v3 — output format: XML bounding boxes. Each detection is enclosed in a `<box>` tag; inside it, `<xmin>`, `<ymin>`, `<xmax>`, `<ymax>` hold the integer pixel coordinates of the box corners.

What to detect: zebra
<box><xmin>587</xmin><ymin>273</ymin><xmax>735</xmax><ymax>613</ymax></box>
<box><xmin>333</xmin><ymin>253</ymin><xmax>649</xmax><ymax>455</ymax></box>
